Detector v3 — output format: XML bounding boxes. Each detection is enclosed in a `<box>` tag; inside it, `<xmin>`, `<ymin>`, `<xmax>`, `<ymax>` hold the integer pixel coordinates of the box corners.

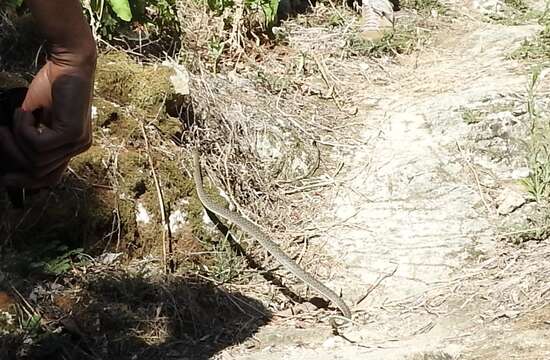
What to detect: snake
<box><xmin>192</xmin><ymin>149</ymin><xmax>351</xmax><ymax>328</ymax></box>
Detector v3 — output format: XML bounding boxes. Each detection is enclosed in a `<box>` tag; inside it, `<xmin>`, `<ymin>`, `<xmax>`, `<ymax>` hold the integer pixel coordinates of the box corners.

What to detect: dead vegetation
<box><xmin>1</xmin><ymin>0</ymin><xmax>413</xmax><ymax>356</ymax></box>
<box><xmin>486</xmin><ymin>0</ymin><xmax>548</xmax><ymax>25</ymax></box>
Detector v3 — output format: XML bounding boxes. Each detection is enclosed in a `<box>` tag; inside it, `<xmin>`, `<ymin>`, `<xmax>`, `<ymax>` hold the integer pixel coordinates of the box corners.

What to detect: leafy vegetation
<box><xmin>83</xmin><ymin>0</ymin><xmax>180</xmax><ymax>41</ymax></box>
<box><xmin>3</xmin><ymin>0</ymin><xmax>24</xmax><ymax>9</ymax></box>
<box><xmin>206</xmin><ymin>0</ymin><xmax>281</xmax><ymax>29</ymax></box>
<box><xmin>521</xmin><ymin>68</ymin><xmax>550</xmax><ymax>202</ymax></box>
<box><xmin>402</xmin><ymin>0</ymin><xmax>448</xmax><ymax>15</ymax></box>
<box><xmin>105</xmin><ymin>0</ymin><xmax>133</xmax><ymax>21</ymax></box>
<box><xmin>1</xmin><ymin>0</ymin><xmax>180</xmax><ymax>43</ymax></box>
<box><xmin>511</xmin><ymin>24</ymin><xmax>550</xmax><ymax>62</ymax></box>
<box><xmin>462</xmin><ymin>108</ymin><xmax>483</xmax><ymax>124</ymax></box>
<box><xmin>347</xmin><ymin>23</ymin><xmax>431</xmax><ymax>57</ymax></box>
<box><xmin>489</xmin><ymin>0</ymin><xmax>548</xmax><ymax>25</ymax></box>
<box><xmin>505</xmin><ymin>0</ymin><xmax>528</xmax><ymax>11</ymax></box>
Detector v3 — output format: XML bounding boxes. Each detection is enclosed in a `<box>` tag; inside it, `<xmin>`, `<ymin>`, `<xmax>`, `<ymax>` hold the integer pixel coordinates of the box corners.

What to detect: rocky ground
<box><xmin>217</xmin><ymin>1</ymin><xmax>550</xmax><ymax>359</ymax></box>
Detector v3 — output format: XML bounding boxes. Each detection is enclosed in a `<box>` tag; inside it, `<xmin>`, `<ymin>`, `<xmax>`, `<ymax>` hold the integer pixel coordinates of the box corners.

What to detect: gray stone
<box><xmin>496</xmin><ymin>186</ymin><xmax>527</xmax><ymax>215</ymax></box>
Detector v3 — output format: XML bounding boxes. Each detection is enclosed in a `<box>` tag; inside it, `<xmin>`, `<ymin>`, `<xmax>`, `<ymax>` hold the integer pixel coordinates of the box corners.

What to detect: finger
<box><xmin>0</xmin><ymin>161</ymin><xmax>68</xmax><ymax>189</ymax></box>
<box><xmin>13</xmin><ymin>108</ymin><xmax>66</xmax><ymax>154</ymax></box>
<box><xmin>21</xmin><ymin>65</ymin><xmax>51</xmax><ymax>112</ymax></box>
<box><xmin>41</xmin><ymin>74</ymin><xmax>91</xmax><ymax>149</ymax></box>
<box><xmin>14</xmin><ymin>121</ymin><xmax>91</xmax><ymax>171</ymax></box>
<box><xmin>0</xmin><ymin>126</ymin><xmax>31</xmax><ymax>172</ymax></box>
<box><xmin>31</xmin><ymin>136</ymin><xmax>91</xmax><ymax>178</ymax></box>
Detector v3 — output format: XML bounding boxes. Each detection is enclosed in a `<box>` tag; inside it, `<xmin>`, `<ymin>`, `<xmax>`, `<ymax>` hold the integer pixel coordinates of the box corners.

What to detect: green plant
<box><xmin>1</xmin><ymin>0</ymin><xmax>179</xmax><ymax>43</ymax></box>
<box><xmin>402</xmin><ymin>0</ymin><xmax>447</xmax><ymax>14</ymax></box>
<box><xmin>105</xmin><ymin>0</ymin><xmax>133</xmax><ymax>21</ymax></box>
<box><xmin>208</xmin><ymin>37</ymin><xmax>226</xmax><ymax>73</ymax></box>
<box><xmin>510</xmin><ymin>24</ymin><xmax>550</xmax><ymax>62</ymax></box>
<box><xmin>490</xmin><ymin>0</ymin><xmax>547</xmax><ymax>25</ymax></box>
<box><xmin>521</xmin><ymin>68</ymin><xmax>550</xmax><ymax>202</ymax></box>
<box><xmin>522</xmin><ymin>143</ymin><xmax>550</xmax><ymax>201</ymax></box>
<box><xmin>347</xmin><ymin>24</ymin><xmax>429</xmax><ymax>58</ymax></box>
<box><xmin>206</xmin><ymin>0</ymin><xmax>280</xmax><ymax>31</ymax></box>
<box><xmin>208</xmin><ymin>235</ymin><xmax>247</xmax><ymax>284</ymax></box>
<box><xmin>28</xmin><ymin>241</ymin><xmax>88</xmax><ymax>276</ymax></box>
<box><xmin>4</xmin><ymin>0</ymin><xmax>24</xmax><ymax>9</ymax></box>
<box><xmin>256</xmin><ymin>0</ymin><xmax>280</xmax><ymax>29</ymax></box>
<box><xmin>505</xmin><ymin>0</ymin><xmax>528</xmax><ymax>11</ymax></box>
<box><xmin>462</xmin><ymin>108</ymin><xmax>483</xmax><ymax>124</ymax></box>
<box><xmin>84</xmin><ymin>0</ymin><xmax>179</xmax><ymax>41</ymax></box>
<box><xmin>527</xmin><ymin>67</ymin><xmax>541</xmax><ymax>131</ymax></box>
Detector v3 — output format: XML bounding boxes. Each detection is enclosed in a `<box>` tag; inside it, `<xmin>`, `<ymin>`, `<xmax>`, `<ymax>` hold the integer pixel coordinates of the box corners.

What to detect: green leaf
<box><xmin>4</xmin><ymin>0</ymin><xmax>24</xmax><ymax>9</ymax></box>
<box><xmin>23</xmin><ymin>315</ymin><xmax>42</xmax><ymax>331</ymax></box>
<box><xmin>107</xmin><ymin>0</ymin><xmax>133</xmax><ymax>21</ymax></box>
<box><xmin>261</xmin><ymin>0</ymin><xmax>279</xmax><ymax>28</ymax></box>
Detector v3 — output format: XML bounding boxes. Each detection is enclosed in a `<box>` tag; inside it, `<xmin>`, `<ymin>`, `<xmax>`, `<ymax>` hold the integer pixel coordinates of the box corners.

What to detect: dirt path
<box><xmin>219</xmin><ymin>2</ymin><xmax>550</xmax><ymax>359</ymax></box>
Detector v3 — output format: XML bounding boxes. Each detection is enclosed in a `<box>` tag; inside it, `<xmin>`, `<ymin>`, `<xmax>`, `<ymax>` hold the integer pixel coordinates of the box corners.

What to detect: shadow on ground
<box><xmin>0</xmin><ymin>274</ymin><xmax>269</xmax><ymax>360</ymax></box>
<box><xmin>0</xmin><ymin>9</ymin><xmax>273</xmax><ymax>360</ymax></box>
<box><xmin>0</xmin><ymin>180</ymin><xmax>270</xmax><ymax>360</ymax></box>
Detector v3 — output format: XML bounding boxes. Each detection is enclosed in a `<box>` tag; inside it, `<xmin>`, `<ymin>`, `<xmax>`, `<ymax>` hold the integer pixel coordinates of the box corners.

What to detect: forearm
<box><xmin>26</xmin><ymin>0</ymin><xmax>96</xmax><ymax>68</ymax></box>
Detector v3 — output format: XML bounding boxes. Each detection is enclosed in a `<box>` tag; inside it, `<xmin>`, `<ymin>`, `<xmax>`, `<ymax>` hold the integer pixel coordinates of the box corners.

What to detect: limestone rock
<box><xmin>496</xmin><ymin>186</ymin><xmax>527</xmax><ymax>215</ymax></box>
<box><xmin>469</xmin><ymin>0</ymin><xmax>505</xmax><ymax>15</ymax></box>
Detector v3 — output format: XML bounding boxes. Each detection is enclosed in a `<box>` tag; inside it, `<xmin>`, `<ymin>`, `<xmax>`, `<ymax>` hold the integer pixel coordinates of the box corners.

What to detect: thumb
<box><xmin>22</xmin><ymin>65</ymin><xmax>52</xmax><ymax>112</ymax></box>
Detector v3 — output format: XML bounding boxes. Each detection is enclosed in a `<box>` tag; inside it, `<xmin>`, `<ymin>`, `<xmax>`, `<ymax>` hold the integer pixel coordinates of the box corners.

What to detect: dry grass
<box><xmin>1</xmin><ymin>264</ymin><xmax>269</xmax><ymax>359</ymax></box>
<box><xmin>0</xmin><ymin>0</ymin><xmax>458</xmax><ymax>357</ymax></box>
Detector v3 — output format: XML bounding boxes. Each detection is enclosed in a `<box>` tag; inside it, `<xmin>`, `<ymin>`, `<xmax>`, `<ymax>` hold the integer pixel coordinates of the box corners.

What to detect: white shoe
<box><xmin>360</xmin><ymin>0</ymin><xmax>395</xmax><ymax>41</ymax></box>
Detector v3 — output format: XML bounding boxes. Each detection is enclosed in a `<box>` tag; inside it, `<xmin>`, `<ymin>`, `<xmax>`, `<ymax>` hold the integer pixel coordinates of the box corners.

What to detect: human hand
<box><xmin>0</xmin><ymin>61</ymin><xmax>94</xmax><ymax>189</ymax></box>
<box><xmin>0</xmin><ymin>87</ymin><xmax>27</xmax><ymax>176</ymax></box>
<box><xmin>0</xmin><ymin>0</ymin><xmax>96</xmax><ymax>190</ymax></box>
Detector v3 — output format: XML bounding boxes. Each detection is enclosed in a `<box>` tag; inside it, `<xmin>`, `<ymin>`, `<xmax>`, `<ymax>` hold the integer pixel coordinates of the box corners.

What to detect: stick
<box><xmin>356</xmin><ymin>265</ymin><xmax>398</xmax><ymax>305</ymax></box>
<box><xmin>456</xmin><ymin>142</ymin><xmax>493</xmax><ymax>215</ymax></box>
<box><xmin>140</xmin><ymin>121</ymin><xmax>173</xmax><ymax>273</ymax></box>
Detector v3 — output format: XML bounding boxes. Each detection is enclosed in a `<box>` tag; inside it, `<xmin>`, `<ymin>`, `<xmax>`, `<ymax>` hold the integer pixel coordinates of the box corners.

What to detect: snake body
<box><xmin>192</xmin><ymin>149</ymin><xmax>351</xmax><ymax>327</ymax></box>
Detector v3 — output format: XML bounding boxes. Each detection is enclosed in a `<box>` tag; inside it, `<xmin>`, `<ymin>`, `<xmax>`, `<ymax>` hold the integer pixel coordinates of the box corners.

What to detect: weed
<box><xmin>401</xmin><ymin>0</ymin><xmax>447</xmax><ymax>15</ymax></box>
<box><xmin>489</xmin><ymin>0</ymin><xmax>547</xmax><ymax>25</ymax></box>
<box><xmin>523</xmin><ymin>143</ymin><xmax>550</xmax><ymax>201</ymax></box>
<box><xmin>462</xmin><ymin>108</ymin><xmax>484</xmax><ymax>124</ymax></box>
<box><xmin>2</xmin><ymin>0</ymin><xmax>23</xmax><ymax>9</ymax></box>
<box><xmin>347</xmin><ymin>23</ymin><xmax>430</xmax><ymax>57</ymax></box>
<box><xmin>505</xmin><ymin>0</ymin><xmax>528</xmax><ymax>11</ymax></box>
<box><xmin>410</xmin><ymin>352</ymin><xmax>455</xmax><ymax>360</ymax></box>
<box><xmin>520</xmin><ymin>68</ymin><xmax>550</xmax><ymax>202</ymax></box>
<box><xmin>208</xmin><ymin>37</ymin><xmax>227</xmax><ymax>73</ymax></box>
<box><xmin>527</xmin><ymin>67</ymin><xmax>541</xmax><ymax>131</ymax></box>
<box><xmin>28</xmin><ymin>245</ymin><xmax>88</xmax><ymax>276</ymax></box>
<box><xmin>83</xmin><ymin>0</ymin><xmax>180</xmax><ymax>41</ymax></box>
<box><xmin>510</xmin><ymin>24</ymin><xmax>550</xmax><ymax>62</ymax></box>
<box><xmin>207</xmin><ymin>0</ymin><xmax>281</xmax><ymax>32</ymax></box>
<box><xmin>208</xmin><ymin>234</ymin><xmax>248</xmax><ymax>284</ymax></box>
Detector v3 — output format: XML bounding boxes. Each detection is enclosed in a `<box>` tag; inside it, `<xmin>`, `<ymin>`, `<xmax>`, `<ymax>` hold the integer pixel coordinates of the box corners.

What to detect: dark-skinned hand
<box><xmin>0</xmin><ymin>0</ymin><xmax>96</xmax><ymax>190</ymax></box>
<box><xmin>0</xmin><ymin>63</ymin><xmax>94</xmax><ymax>189</ymax></box>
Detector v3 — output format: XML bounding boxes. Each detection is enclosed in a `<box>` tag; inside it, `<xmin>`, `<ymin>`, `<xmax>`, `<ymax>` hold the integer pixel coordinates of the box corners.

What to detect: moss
<box><xmin>0</xmin><ymin>72</ymin><xmax>27</xmax><ymax>89</ymax></box>
<box><xmin>95</xmin><ymin>52</ymin><xmax>138</xmax><ymax>104</ymax></box>
<box><xmin>95</xmin><ymin>51</ymin><xmax>175</xmax><ymax>113</ymax></box>
<box><xmin>0</xmin><ymin>50</ymin><xmax>233</xmax><ymax>274</ymax></box>
<box><xmin>117</xmin><ymin>150</ymin><xmax>150</xmax><ymax>198</ymax></box>
<box><xmin>70</xmin><ymin>145</ymin><xmax>110</xmax><ymax>186</ymax></box>
<box><xmin>187</xmin><ymin>194</ymin><xmax>211</xmax><ymax>242</ymax></box>
<box><xmin>156</xmin><ymin>115</ymin><xmax>183</xmax><ymax>140</ymax></box>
